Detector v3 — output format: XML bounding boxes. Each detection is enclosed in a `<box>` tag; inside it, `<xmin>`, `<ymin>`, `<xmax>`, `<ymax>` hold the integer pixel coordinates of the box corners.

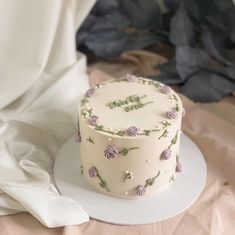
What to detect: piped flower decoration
<box><xmin>104</xmin><ymin>145</ymin><xmax>119</xmax><ymax>160</ymax></box>
<box><xmin>85</xmin><ymin>87</ymin><xmax>95</xmax><ymax>97</ymax></box>
<box><xmin>136</xmin><ymin>185</ymin><xmax>146</xmax><ymax>196</ymax></box>
<box><xmin>160</xmin><ymin>148</ymin><xmax>172</xmax><ymax>160</ymax></box>
<box><xmin>127</xmin><ymin>126</ymin><xmax>139</xmax><ymax>136</ymax></box>
<box><xmin>88</xmin><ymin>167</ymin><xmax>98</xmax><ymax>178</ymax></box>
<box><xmin>135</xmin><ymin>171</ymin><xmax>160</xmax><ymax>196</ymax></box>
<box><xmin>75</xmin><ymin>131</ymin><xmax>81</xmax><ymax>143</ymax></box>
<box><xmin>160</xmin><ymin>85</ymin><xmax>171</xmax><ymax>94</ymax></box>
<box><xmin>88</xmin><ymin>166</ymin><xmax>110</xmax><ymax>192</ymax></box>
<box><xmin>126</xmin><ymin>74</ymin><xmax>138</xmax><ymax>82</ymax></box>
<box><xmin>167</xmin><ymin>109</ymin><xmax>178</xmax><ymax>120</ymax></box>
<box><xmin>89</xmin><ymin>115</ymin><xmax>98</xmax><ymax>126</ymax></box>
<box><xmin>176</xmin><ymin>161</ymin><xmax>182</xmax><ymax>173</ymax></box>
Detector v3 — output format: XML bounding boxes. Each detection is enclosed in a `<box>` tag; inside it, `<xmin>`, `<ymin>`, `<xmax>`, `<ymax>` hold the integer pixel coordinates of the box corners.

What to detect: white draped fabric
<box><xmin>0</xmin><ymin>0</ymin><xmax>96</xmax><ymax>227</ymax></box>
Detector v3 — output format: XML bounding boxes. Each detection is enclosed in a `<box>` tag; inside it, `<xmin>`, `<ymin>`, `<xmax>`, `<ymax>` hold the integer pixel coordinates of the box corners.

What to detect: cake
<box><xmin>77</xmin><ymin>74</ymin><xmax>184</xmax><ymax>199</ymax></box>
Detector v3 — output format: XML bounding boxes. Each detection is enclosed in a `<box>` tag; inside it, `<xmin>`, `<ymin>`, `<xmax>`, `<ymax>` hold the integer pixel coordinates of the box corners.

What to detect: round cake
<box><xmin>77</xmin><ymin>74</ymin><xmax>184</xmax><ymax>199</ymax></box>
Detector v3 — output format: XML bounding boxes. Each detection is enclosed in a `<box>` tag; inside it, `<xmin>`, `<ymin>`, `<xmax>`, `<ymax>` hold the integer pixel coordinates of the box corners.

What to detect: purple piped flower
<box><xmin>176</xmin><ymin>162</ymin><xmax>182</xmax><ymax>173</ymax></box>
<box><xmin>136</xmin><ymin>185</ymin><xmax>146</xmax><ymax>196</ymax></box>
<box><xmin>127</xmin><ymin>126</ymin><xmax>139</xmax><ymax>136</ymax></box>
<box><xmin>89</xmin><ymin>115</ymin><xmax>98</xmax><ymax>126</ymax></box>
<box><xmin>85</xmin><ymin>87</ymin><xmax>95</xmax><ymax>97</ymax></box>
<box><xmin>88</xmin><ymin>167</ymin><xmax>98</xmax><ymax>178</ymax></box>
<box><xmin>104</xmin><ymin>145</ymin><xmax>119</xmax><ymax>160</ymax></box>
<box><xmin>167</xmin><ymin>109</ymin><xmax>178</xmax><ymax>120</ymax></box>
<box><xmin>75</xmin><ymin>131</ymin><xmax>81</xmax><ymax>143</ymax></box>
<box><xmin>160</xmin><ymin>148</ymin><xmax>172</xmax><ymax>160</ymax></box>
<box><xmin>160</xmin><ymin>85</ymin><xmax>171</xmax><ymax>94</ymax></box>
<box><xmin>126</xmin><ymin>74</ymin><xmax>138</xmax><ymax>82</ymax></box>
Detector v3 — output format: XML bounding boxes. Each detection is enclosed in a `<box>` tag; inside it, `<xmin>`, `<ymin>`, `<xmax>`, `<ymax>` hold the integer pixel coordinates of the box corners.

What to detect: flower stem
<box><xmin>158</xmin><ymin>130</ymin><xmax>168</xmax><ymax>139</ymax></box>
<box><xmin>144</xmin><ymin>171</ymin><xmax>160</xmax><ymax>188</ymax></box>
<box><xmin>119</xmin><ymin>147</ymin><xmax>140</xmax><ymax>156</ymax></box>
<box><xmin>97</xmin><ymin>174</ymin><xmax>110</xmax><ymax>192</ymax></box>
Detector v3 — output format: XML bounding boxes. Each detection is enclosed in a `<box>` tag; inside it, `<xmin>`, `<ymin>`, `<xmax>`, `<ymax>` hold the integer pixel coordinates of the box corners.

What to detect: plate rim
<box><xmin>54</xmin><ymin>133</ymin><xmax>207</xmax><ymax>225</ymax></box>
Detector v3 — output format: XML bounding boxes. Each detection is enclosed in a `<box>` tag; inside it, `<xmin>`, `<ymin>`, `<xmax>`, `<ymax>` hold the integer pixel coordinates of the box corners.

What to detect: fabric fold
<box><xmin>0</xmin><ymin>0</ymin><xmax>96</xmax><ymax>227</ymax></box>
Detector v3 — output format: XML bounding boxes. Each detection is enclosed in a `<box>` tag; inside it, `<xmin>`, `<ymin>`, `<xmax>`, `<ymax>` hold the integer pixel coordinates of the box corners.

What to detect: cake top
<box><xmin>79</xmin><ymin>74</ymin><xmax>183</xmax><ymax>138</ymax></box>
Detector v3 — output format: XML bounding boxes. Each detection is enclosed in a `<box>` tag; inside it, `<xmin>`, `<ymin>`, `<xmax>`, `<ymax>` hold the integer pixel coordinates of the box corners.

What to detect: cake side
<box><xmin>77</xmin><ymin>75</ymin><xmax>183</xmax><ymax>199</ymax></box>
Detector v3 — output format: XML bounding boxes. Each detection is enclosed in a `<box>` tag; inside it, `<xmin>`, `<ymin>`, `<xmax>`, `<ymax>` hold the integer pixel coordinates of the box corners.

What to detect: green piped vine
<box><xmin>79</xmin><ymin>76</ymin><xmax>181</xmax><ymax>137</ymax></box>
<box><xmin>144</xmin><ymin>171</ymin><xmax>161</xmax><ymax>188</ymax></box>
<box><xmin>119</xmin><ymin>147</ymin><xmax>140</xmax><ymax>156</ymax></box>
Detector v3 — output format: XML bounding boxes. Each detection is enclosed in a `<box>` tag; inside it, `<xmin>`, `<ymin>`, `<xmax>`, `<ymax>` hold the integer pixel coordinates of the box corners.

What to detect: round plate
<box><xmin>54</xmin><ymin>134</ymin><xmax>207</xmax><ymax>225</ymax></box>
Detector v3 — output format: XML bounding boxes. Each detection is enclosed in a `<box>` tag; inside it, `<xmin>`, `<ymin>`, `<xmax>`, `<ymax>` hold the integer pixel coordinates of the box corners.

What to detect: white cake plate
<box><xmin>54</xmin><ymin>133</ymin><xmax>207</xmax><ymax>225</ymax></box>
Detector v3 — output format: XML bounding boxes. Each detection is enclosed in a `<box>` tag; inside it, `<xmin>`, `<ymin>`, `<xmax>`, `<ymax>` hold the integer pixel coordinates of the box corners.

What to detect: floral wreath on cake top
<box><xmin>79</xmin><ymin>74</ymin><xmax>183</xmax><ymax>138</ymax></box>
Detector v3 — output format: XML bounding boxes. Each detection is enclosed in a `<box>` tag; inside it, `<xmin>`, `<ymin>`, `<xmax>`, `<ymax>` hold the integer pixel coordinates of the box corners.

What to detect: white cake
<box><xmin>77</xmin><ymin>74</ymin><xmax>184</xmax><ymax>199</ymax></box>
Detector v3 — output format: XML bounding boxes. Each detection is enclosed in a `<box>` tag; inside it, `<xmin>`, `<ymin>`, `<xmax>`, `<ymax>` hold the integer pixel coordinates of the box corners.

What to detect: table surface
<box><xmin>1</xmin><ymin>51</ymin><xmax>235</xmax><ymax>235</ymax></box>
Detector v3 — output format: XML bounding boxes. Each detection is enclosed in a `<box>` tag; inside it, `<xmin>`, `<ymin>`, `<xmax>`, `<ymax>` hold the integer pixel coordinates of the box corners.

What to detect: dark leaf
<box><xmin>164</xmin><ymin>0</ymin><xmax>179</xmax><ymax>11</ymax></box>
<box><xmin>162</xmin><ymin>11</ymin><xmax>175</xmax><ymax>31</ymax></box>
<box><xmin>201</xmin><ymin>27</ymin><xmax>231</xmax><ymax>66</ymax></box>
<box><xmin>79</xmin><ymin>15</ymin><xmax>98</xmax><ymax>31</ymax></box>
<box><xmin>214</xmin><ymin>0</ymin><xmax>234</xmax><ymax>12</ymax></box>
<box><xmin>181</xmin><ymin>70</ymin><xmax>235</xmax><ymax>102</ymax></box>
<box><xmin>93</xmin><ymin>0</ymin><xmax>119</xmax><ymax>14</ymax></box>
<box><xmin>105</xmin><ymin>10</ymin><xmax>130</xmax><ymax>28</ymax></box>
<box><xmin>120</xmin><ymin>0</ymin><xmax>163</xmax><ymax>30</ymax></box>
<box><xmin>83</xmin><ymin>28</ymin><xmax>161</xmax><ymax>58</ymax></box>
<box><xmin>152</xmin><ymin>60</ymin><xmax>182</xmax><ymax>85</ymax></box>
<box><xmin>205</xmin><ymin>15</ymin><xmax>228</xmax><ymax>33</ymax></box>
<box><xmin>76</xmin><ymin>15</ymin><xmax>99</xmax><ymax>45</ymax></box>
<box><xmin>182</xmin><ymin>0</ymin><xmax>202</xmax><ymax>21</ymax></box>
<box><xmin>90</xmin><ymin>18</ymin><xmax>115</xmax><ymax>32</ymax></box>
<box><xmin>170</xmin><ymin>6</ymin><xmax>194</xmax><ymax>46</ymax></box>
<box><xmin>127</xmin><ymin>33</ymin><xmax>163</xmax><ymax>50</ymax></box>
<box><xmin>176</xmin><ymin>46</ymin><xmax>209</xmax><ymax>80</ymax></box>
<box><xmin>196</xmin><ymin>0</ymin><xmax>219</xmax><ymax>17</ymax></box>
<box><xmin>84</xmin><ymin>29</ymin><xmax>127</xmax><ymax>58</ymax></box>
<box><xmin>79</xmin><ymin>8</ymin><xmax>130</xmax><ymax>31</ymax></box>
<box><xmin>182</xmin><ymin>0</ymin><xmax>228</xmax><ymax>23</ymax></box>
<box><xmin>224</xmin><ymin>7</ymin><xmax>235</xmax><ymax>43</ymax></box>
<box><xmin>77</xmin><ymin>15</ymin><xmax>116</xmax><ymax>45</ymax></box>
<box><xmin>203</xmin><ymin>65</ymin><xmax>235</xmax><ymax>81</ymax></box>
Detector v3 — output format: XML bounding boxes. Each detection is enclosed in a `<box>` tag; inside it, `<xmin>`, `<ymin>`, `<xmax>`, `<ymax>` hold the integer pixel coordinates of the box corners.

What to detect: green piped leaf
<box><xmin>159</xmin><ymin>130</ymin><xmax>168</xmax><ymax>139</ymax></box>
<box><xmin>81</xmin><ymin>97</ymin><xmax>89</xmax><ymax>106</ymax></box>
<box><xmin>154</xmin><ymin>82</ymin><xmax>161</xmax><ymax>88</ymax></box>
<box><xmin>123</xmin><ymin>172</ymin><xmax>133</xmax><ymax>182</ymax></box>
<box><xmin>95</xmin><ymin>125</ymin><xmax>104</xmax><ymax>131</ymax></box>
<box><xmin>145</xmin><ymin>171</ymin><xmax>160</xmax><ymax>188</ymax></box>
<box><xmin>143</xmin><ymin>130</ymin><xmax>150</xmax><ymax>136</ymax></box>
<box><xmin>116</xmin><ymin>130</ymin><xmax>125</xmax><ymax>136</ymax></box>
<box><xmin>99</xmin><ymin>181</ymin><xmax>106</xmax><ymax>188</ymax></box>
<box><xmin>122</xmin><ymin>148</ymin><xmax>129</xmax><ymax>156</ymax></box>
<box><xmin>87</xmin><ymin>137</ymin><xmax>95</xmax><ymax>144</ymax></box>
<box><xmin>171</xmin><ymin>131</ymin><xmax>178</xmax><ymax>145</ymax></box>
<box><xmin>97</xmin><ymin>175</ymin><xmax>110</xmax><ymax>192</ymax></box>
